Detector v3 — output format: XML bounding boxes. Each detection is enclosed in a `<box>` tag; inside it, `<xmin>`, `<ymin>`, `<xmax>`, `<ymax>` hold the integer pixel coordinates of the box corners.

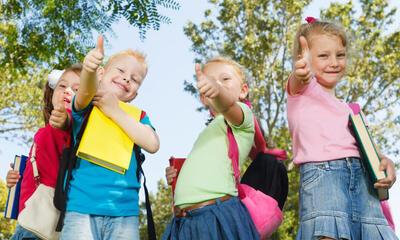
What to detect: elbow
<box><xmin>146</xmin><ymin>135</ymin><xmax>160</xmax><ymax>154</ymax></box>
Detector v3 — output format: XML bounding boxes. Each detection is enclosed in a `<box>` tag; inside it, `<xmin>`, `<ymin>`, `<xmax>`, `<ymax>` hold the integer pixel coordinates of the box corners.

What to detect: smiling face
<box><xmin>200</xmin><ymin>61</ymin><xmax>248</xmax><ymax>111</ymax></box>
<box><xmin>98</xmin><ymin>55</ymin><xmax>147</xmax><ymax>102</ymax></box>
<box><xmin>52</xmin><ymin>70</ymin><xmax>80</xmax><ymax>110</ymax></box>
<box><xmin>309</xmin><ymin>34</ymin><xmax>347</xmax><ymax>90</ymax></box>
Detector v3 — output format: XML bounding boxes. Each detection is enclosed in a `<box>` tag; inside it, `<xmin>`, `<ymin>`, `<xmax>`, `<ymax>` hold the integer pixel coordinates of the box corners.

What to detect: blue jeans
<box><xmin>296</xmin><ymin>157</ymin><xmax>398</xmax><ymax>240</ymax></box>
<box><xmin>162</xmin><ymin>197</ymin><xmax>259</xmax><ymax>240</ymax></box>
<box><xmin>60</xmin><ymin>211</ymin><xmax>139</xmax><ymax>240</ymax></box>
<box><xmin>10</xmin><ymin>224</ymin><xmax>38</xmax><ymax>240</ymax></box>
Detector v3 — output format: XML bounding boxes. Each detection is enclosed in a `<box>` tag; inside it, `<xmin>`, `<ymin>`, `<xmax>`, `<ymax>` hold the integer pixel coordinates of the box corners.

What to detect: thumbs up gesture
<box><xmin>49</xmin><ymin>95</ymin><xmax>69</xmax><ymax>129</ymax></box>
<box><xmin>195</xmin><ymin>63</ymin><xmax>221</xmax><ymax>99</ymax></box>
<box><xmin>83</xmin><ymin>35</ymin><xmax>104</xmax><ymax>73</ymax></box>
<box><xmin>294</xmin><ymin>36</ymin><xmax>313</xmax><ymax>84</ymax></box>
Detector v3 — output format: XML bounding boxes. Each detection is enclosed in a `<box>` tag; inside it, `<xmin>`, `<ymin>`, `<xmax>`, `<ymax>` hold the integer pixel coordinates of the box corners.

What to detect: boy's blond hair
<box><xmin>105</xmin><ymin>49</ymin><xmax>148</xmax><ymax>75</ymax></box>
<box><xmin>204</xmin><ymin>56</ymin><xmax>246</xmax><ymax>84</ymax></box>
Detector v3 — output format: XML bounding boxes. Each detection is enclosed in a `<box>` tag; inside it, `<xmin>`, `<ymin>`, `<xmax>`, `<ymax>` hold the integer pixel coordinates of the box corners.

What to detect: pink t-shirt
<box><xmin>287</xmin><ymin>77</ymin><xmax>360</xmax><ymax>165</ymax></box>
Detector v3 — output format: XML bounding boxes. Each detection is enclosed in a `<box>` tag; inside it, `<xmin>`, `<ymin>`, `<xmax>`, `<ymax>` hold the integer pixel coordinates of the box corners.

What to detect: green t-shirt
<box><xmin>174</xmin><ymin>102</ymin><xmax>254</xmax><ymax>207</ymax></box>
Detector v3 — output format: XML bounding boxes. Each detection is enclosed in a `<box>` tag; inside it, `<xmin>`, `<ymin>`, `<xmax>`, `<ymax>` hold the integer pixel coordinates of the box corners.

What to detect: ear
<box><xmin>239</xmin><ymin>83</ymin><xmax>249</xmax><ymax>101</ymax></box>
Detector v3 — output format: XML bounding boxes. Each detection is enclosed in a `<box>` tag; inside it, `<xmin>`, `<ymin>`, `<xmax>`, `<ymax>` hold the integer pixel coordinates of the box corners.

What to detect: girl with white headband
<box><xmin>6</xmin><ymin>64</ymin><xmax>82</xmax><ymax>240</ymax></box>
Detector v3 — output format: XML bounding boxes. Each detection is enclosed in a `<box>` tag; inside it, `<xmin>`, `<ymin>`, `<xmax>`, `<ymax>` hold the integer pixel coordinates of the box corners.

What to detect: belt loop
<box><xmin>324</xmin><ymin>161</ymin><xmax>330</xmax><ymax>170</ymax></box>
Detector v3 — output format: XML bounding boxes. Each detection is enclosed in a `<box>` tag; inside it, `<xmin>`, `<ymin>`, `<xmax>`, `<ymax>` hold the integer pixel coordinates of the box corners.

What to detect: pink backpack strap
<box><xmin>381</xmin><ymin>200</ymin><xmax>395</xmax><ymax>231</ymax></box>
<box><xmin>348</xmin><ymin>103</ymin><xmax>361</xmax><ymax>115</ymax></box>
<box><xmin>227</xmin><ymin>126</ymin><xmax>244</xmax><ymax>197</ymax></box>
<box><xmin>243</xmin><ymin>99</ymin><xmax>287</xmax><ymax>161</ymax></box>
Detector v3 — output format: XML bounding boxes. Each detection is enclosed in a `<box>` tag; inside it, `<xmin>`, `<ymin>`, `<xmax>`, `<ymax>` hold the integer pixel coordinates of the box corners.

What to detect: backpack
<box><xmin>227</xmin><ymin>116</ymin><xmax>288</xmax><ymax>238</ymax></box>
<box><xmin>242</xmin><ymin>117</ymin><xmax>288</xmax><ymax>210</ymax></box>
<box><xmin>53</xmin><ymin>106</ymin><xmax>157</xmax><ymax>239</ymax></box>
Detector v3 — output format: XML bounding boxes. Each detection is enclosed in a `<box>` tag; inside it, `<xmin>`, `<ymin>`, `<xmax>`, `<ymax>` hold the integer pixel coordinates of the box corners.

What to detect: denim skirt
<box><xmin>296</xmin><ymin>157</ymin><xmax>398</xmax><ymax>240</ymax></box>
<box><xmin>162</xmin><ymin>196</ymin><xmax>259</xmax><ymax>240</ymax></box>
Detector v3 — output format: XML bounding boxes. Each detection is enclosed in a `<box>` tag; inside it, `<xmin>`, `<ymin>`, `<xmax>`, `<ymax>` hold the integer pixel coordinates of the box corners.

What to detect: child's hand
<box><xmin>83</xmin><ymin>35</ymin><xmax>104</xmax><ymax>73</ymax></box>
<box><xmin>50</xmin><ymin>101</ymin><xmax>69</xmax><ymax>129</ymax></box>
<box><xmin>195</xmin><ymin>63</ymin><xmax>221</xmax><ymax>99</ymax></box>
<box><xmin>165</xmin><ymin>166</ymin><xmax>177</xmax><ymax>185</ymax></box>
<box><xmin>374</xmin><ymin>154</ymin><xmax>396</xmax><ymax>189</ymax></box>
<box><xmin>6</xmin><ymin>163</ymin><xmax>20</xmax><ymax>188</ymax></box>
<box><xmin>92</xmin><ymin>90</ymin><xmax>120</xmax><ymax>118</ymax></box>
<box><xmin>294</xmin><ymin>36</ymin><xmax>312</xmax><ymax>85</ymax></box>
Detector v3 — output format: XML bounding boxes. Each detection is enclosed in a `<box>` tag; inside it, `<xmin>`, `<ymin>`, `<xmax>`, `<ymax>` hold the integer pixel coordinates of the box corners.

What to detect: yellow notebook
<box><xmin>77</xmin><ymin>102</ymin><xmax>142</xmax><ymax>174</ymax></box>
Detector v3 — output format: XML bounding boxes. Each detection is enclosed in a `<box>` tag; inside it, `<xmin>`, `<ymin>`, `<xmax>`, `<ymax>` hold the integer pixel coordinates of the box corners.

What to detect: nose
<box><xmin>64</xmin><ymin>86</ymin><xmax>73</xmax><ymax>95</ymax></box>
<box><xmin>330</xmin><ymin>57</ymin><xmax>339</xmax><ymax>67</ymax></box>
<box><xmin>123</xmin><ymin>78</ymin><xmax>130</xmax><ymax>83</ymax></box>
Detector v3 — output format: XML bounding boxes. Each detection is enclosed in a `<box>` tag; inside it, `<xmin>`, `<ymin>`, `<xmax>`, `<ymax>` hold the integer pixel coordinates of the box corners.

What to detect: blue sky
<box><xmin>1</xmin><ymin>0</ymin><xmax>399</xmax><ymax>235</ymax></box>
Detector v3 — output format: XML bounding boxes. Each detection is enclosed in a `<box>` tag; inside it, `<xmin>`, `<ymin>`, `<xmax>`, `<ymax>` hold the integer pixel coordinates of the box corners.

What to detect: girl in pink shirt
<box><xmin>6</xmin><ymin>64</ymin><xmax>81</xmax><ymax>240</ymax></box>
<box><xmin>287</xmin><ymin>18</ymin><xmax>397</xmax><ymax>240</ymax></box>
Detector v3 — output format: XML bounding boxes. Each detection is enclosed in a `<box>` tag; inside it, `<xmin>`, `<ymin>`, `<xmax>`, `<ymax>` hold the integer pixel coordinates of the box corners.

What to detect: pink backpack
<box><xmin>348</xmin><ymin>103</ymin><xmax>395</xmax><ymax>231</ymax></box>
<box><xmin>227</xmin><ymin>125</ymin><xmax>284</xmax><ymax>238</ymax></box>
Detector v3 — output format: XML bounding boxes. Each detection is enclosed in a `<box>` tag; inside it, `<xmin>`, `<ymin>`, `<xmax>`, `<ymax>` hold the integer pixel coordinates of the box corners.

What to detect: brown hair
<box><xmin>104</xmin><ymin>49</ymin><xmax>148</xmax><ymax>76</ymax></box>
<box><xmin>292</xmin><ymin>20</ymin><xmax>348</xmax><ymax>64</ymax></box>
<box><xmin>43</xmin><ymin>63</ymin><xmax>82</xmax><ymax>124</ymax></box>
<box><xmin>204</xmin><ymin>56</ymin><xmax>247</xmax><ymax>84</ymax></box>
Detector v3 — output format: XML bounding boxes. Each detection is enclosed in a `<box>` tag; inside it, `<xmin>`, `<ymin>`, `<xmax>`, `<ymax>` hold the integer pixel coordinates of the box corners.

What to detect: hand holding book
<box><xmin>6</xmin><ymin>163</ymin><xmax>20</xmax><ymax>188</ymax></box>
<box><xmin>374</xmin><ymin>154</ymin><xmax>396</xmax><ymax>189</ymax></box>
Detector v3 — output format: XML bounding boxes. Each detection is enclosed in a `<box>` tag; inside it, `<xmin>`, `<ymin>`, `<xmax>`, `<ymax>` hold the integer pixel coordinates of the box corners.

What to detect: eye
<box><xmin>222</xmin><ymin>77</ymin><xmax>230</xmax><ymax>81</ymax></box>
<box><xmin>58</xmin><ymin>84</ymin><xmax>66</xmax><ymax>88</ymax></box>
<box><xmin>337</xmin><ymin>53</ymin><xmax>346</xmax><ymax>58</ymax></box>
<box><xmin>318</xmin><ymin>54</ymin><xmax>328</xmax><ymax>59</ymax></box>
<box><xmin>118</xmin><ymin>68</ymin><xmax>124</xmax><ymax>73</ymax></box>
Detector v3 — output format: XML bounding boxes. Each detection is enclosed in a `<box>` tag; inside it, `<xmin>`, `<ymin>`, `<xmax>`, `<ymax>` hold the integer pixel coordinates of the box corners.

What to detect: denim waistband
<box><xmin>300</xmin><ymin>157</ymin><xmax>365</xmax><ymax>172</ymax></box>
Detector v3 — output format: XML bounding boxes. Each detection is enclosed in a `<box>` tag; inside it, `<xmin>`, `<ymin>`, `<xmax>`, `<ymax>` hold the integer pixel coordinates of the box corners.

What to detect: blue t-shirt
<box><xmin>67</xmin><ymin>99</ymin><xmax>153</xmax><ymax>216</ymax></box>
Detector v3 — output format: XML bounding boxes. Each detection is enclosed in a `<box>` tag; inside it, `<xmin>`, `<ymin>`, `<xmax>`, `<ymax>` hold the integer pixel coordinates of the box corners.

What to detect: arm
<box><xmin>74</xmin><ymin>36</ymin><xmax>104</xmax><ymax>111</ymax></box>
<box><xmin>210</xmin><ymin>86</ymin><xmax>244</xmax><ymax>126</ymax></box>
<box><xmin>110</xmin><ymin>108</ymin><xmax>160</xmax><ymax>153</ymax></box>
<box><xmin>92</xmin><ymin>90</ymin><xmax>160</xmax><ymax>153</ymax></box>
<box><xmin>288</xmin><ymin>36</ymin><xmax>313</xmax><ymax>95</ymax></box>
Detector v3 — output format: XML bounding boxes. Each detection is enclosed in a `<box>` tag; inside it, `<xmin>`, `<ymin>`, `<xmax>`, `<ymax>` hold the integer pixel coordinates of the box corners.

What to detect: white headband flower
<box><xmin>48</xmin><ymin>69</ymin><xmax>65</xmax><ymax>89</ymax></box>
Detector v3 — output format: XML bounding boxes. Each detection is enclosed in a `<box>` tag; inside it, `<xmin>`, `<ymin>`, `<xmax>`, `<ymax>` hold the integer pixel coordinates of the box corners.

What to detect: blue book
<box><xmin>4</xmin><ymin>155</ymin><xmax>28</xmax><ymax>219</ymax></box>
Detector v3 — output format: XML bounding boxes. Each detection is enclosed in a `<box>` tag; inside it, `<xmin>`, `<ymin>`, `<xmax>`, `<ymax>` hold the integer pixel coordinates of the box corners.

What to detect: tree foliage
<box><xmin>139</xmin><ymin>180</ymin><xmax>173</xmax><ymax>239</ymax></box>
<box><xmin>0</xmin><ymin>0</ymin><xmax>180</xmax><ymax>140</ymax></box>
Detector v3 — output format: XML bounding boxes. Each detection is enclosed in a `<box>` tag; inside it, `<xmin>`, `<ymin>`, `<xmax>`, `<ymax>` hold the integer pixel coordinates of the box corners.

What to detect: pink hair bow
<box><xmin>305</xmin><ymin>16</ymin><xmax>317</xmax><ymax>24</ymax></box>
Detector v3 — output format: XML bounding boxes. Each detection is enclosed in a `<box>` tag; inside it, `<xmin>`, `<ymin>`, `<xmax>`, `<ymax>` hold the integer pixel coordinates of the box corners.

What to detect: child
<box><xmin>287</xmin><ymin>17</ymin><xmax>397</xmax><ymax>240</ymax></box>
<box><xmin>162</xmin><ymin>57</ymin><xmax>259</xmax><ymax>240</ymax></box>
<box><xmin>60</xmin><ymin>36</ymin><xmax>159</xmax><ymax>240</ymax></box>
<box><xmin>6</xmin><ymin>64</ymin><xmax>82</xmax><ymax>240</ymax></box>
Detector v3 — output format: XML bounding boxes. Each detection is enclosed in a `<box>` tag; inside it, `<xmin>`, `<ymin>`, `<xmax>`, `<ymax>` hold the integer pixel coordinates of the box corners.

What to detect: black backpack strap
<box><xmin>56</xmin><ymin>105</ymin><xmax>93</xmax><ymax>231</ymax></box>
<box><xmin>134</xmin><ymin>146</ymin><xmax>157</xmax><ymax>240</ymax></box>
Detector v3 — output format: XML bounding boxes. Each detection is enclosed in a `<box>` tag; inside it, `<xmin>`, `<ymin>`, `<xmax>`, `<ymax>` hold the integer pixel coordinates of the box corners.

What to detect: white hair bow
<box><xmin>48</xmin><ymin>69</ymin><xmax>65</xmax><ymax>89</ymax></box>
